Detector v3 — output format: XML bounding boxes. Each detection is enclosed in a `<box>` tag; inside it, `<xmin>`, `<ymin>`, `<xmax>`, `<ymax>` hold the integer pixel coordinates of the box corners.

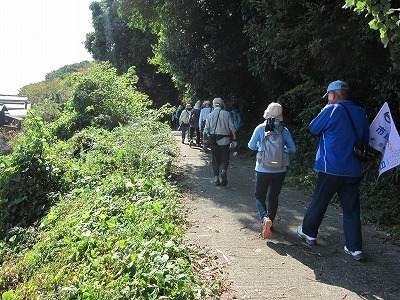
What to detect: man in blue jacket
<box><xmin>297</xmin><ymin>80</ymin><xmax>370</xmax><ymax>261</ymax></box>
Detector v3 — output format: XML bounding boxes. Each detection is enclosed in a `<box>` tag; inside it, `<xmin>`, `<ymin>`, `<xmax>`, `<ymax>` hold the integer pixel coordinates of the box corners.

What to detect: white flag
<box><xmin>369</xmin><ymin>102</ymin><xmax>400</xmax><ymax>177</ymax></box>
<box><xmin>369</xmin><ymin>102</ymin><xmax>390</xmax><ymax>153</ymax></box>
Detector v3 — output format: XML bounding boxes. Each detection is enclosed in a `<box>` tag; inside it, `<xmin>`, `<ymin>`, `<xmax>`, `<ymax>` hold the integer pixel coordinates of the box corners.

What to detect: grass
<box><xmin>0</xmin><ymin>121</ymin><xmax>223</xmax><ymax>299</ymax></box>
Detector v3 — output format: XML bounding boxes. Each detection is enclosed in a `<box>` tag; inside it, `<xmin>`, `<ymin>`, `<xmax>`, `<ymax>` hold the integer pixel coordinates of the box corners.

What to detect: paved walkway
<box><xmin>175</xmin><ymin>132</ymin><xmax>400</xmax><ymax>300</ymax></box>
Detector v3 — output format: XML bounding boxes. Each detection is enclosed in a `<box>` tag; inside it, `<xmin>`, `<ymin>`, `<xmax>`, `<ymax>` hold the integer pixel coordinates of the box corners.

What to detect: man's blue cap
<box><xmin>323</xmin><ymin>80</ymin><xmax>349</xmax><ymax>98</ymax></box>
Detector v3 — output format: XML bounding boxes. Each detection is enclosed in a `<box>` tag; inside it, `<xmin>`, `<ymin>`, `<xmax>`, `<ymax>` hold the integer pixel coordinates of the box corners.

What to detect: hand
<box><xmin>230</xmin><ymin>140</ymin><xmax>237</xmax><ymax>149</ymax></box>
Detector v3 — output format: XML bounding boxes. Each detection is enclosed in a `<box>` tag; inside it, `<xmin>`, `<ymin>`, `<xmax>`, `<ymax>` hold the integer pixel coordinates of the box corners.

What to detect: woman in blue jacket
<box><xmin>248</xmin><ymin>102</ymin><xmax>296</xmax><ymax>239</ymax></box>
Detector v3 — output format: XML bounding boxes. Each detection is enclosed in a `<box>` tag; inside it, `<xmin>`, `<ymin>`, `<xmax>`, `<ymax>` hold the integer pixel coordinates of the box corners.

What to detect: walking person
<box><xmin>297</xmin><ymin>80</ymin><xmax>370</xmax><ymax>261</ymax></box>
<box><xmin>199</xmin><ymin>100</ymin><xmax>213</xmax><ymax>151</ymax></box>
<box><xmin>248</xmin><ymin>102</ymin><xmax>296</xmax><ymax>239</ymax></box>
<box><xmin>174</xmin><ymin>105</ymin><xmax>184</xmax><ymax>130</ymax></box>
<box><xmin>179</xmin><ymin>104</ymin><xmax>192</xmax><ymax>144</ymax></box>
<box><xmin>230</xmin><ymin>105</ymin><xmax>242</xmax><ymax>134</ymax></box>
<box><xmin>204</xmin><ymin>97</ymin><xmax>237</xmax><ymax>186</ymax></box>
<box><xmin>189</xmin><ymin>101</ymin><xmax>201</xmax><ymax>146</ymax></box>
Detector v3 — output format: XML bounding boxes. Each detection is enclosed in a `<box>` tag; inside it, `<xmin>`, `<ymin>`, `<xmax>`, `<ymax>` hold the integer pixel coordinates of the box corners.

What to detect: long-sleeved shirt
<box><xmin>248</xmin><ymin>120</ymin><xmax>296</xmax><ymax>173</ymax></box>
<box><xmin>310</xmin><ymin>100</ymin><xmax>370</xmax><ymax>177</ymax></box>
<box><xmin>199</xmin><ymin>106</ymin><xmax>212</xmax><ymax>129</ymax></box>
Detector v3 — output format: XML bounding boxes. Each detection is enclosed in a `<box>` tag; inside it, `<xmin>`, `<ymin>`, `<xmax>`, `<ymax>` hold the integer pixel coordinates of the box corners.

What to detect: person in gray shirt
<box><xmin>204</xmin><ymin>97</ymin><xmax>237</xmax><ymax>186</ymax></box>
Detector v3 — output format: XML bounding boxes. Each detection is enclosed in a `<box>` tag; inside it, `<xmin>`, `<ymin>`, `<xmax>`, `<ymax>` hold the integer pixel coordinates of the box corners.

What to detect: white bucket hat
<box><xmin>263</xmin><ymin>102</ymin><xmax>283</xmax><ymax>121</ymax></box>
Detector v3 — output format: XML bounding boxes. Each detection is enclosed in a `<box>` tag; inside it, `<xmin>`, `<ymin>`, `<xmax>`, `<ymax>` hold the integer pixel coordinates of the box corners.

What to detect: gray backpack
<box><xmin>256</xmin><ymin>125</ymin><xmax>285</xmax><ymax>169</ymax></box>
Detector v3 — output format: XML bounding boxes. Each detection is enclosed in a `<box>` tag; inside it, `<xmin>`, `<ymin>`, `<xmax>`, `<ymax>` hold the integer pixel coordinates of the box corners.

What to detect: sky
<box><xmin>0</xmin><ymin>1</ymin><xmax>95</xmax><ymax>95</ymax></box>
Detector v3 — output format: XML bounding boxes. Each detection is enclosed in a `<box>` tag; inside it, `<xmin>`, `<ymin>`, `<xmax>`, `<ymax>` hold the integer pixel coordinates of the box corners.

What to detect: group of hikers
<box><xmin>174</xmin><ymin>80</ymin><xmax>369</xmax><ymax>262</ymax></box>
<box><xmin>172</xmin><ymin>99</ymin><xmax>241</xmax><ymax>150</ymax></box>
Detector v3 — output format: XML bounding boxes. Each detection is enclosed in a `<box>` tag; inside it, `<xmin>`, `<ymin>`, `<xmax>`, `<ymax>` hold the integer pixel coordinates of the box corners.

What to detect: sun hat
<box><xmin>185</xmin><ymin>103</ymin><xmax>192</xmax><ymax>109</ymax></box>
<box><xmin>323</xmin><ymin>80</ymin><xmax>349</xmax><ymax>98</ymax></box>
<box><xmin>194</xmin><ymin>101</ymin><xmax>201</xmax><ymax>110</ymax></box>
<box><xmin>204</xmin><ymin>100</ymin><xmax>211</xmax><ymax>106</ymax></box>
<box><xmin>263</xmin><ymin>102</ymin><xmax>283</xmax><ymax>121</ymax></box>
<box><xmin>212</xmin><ymin>97</ymin><xmax>224</xmax><ymax>107</ymax></box>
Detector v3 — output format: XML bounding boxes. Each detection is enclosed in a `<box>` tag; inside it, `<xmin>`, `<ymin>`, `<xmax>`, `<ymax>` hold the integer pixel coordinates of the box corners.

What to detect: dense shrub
<box><xmin>0</xmin><ymin>114</ymin><xmax>63</xmax><ymax>238</ymax></box>
<box><xmin>51</xmin><ymin>62</ymin><xmax>151</xmax><ymax>140</ymax></box>
<box><xmin>0</xmin><ymin>61</ymin><xmax>221</xmax><ymax>298</ymax></box>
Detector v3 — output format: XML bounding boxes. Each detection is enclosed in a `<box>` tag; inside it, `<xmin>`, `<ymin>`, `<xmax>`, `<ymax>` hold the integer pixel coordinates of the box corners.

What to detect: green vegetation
<box><xmin>1</xmin><ymin>63</ymin><xmax>222</xmax><ymax>299</ymax></box>
<box><xmin>345</xmin><ymin>0</ymin><xmax>400</xmax><ymax>47</ymax></box>
<box><xmin>7</xmin><ymin>1</ymin><xmax>400</xmax><ymax>296</ymax></box>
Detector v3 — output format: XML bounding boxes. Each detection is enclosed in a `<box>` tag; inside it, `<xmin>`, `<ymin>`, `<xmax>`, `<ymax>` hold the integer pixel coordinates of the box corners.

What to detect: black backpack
<box><xmin>189</xmin><ymin>109</ymin><xmax>200</xmax><ymax>127</ymax></box>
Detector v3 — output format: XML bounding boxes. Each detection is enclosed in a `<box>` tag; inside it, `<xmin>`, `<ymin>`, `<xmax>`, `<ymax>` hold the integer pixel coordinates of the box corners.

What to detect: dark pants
<box><xmin>211</xmin><ymin>144</ymin><xmax>230</xmax><ymax>176</ymax></box>
<box><xmin>189</xmin><ymin>127</ymin><xmax>200</xmax><ymax>144</ymax></box>
<box><xmin>254</xmin><ymin>171</ymin><xmax>286</xmax><ymax>222</ymax></box>
<box><xmin>180</xmin><ymin>124</ymin><xmax>189</xmax><ymax>141</ymax></box>
<box><xmin>302</xmin><ymin>172</ymin><xmax>363</xmax><ymax>251</ymax></box>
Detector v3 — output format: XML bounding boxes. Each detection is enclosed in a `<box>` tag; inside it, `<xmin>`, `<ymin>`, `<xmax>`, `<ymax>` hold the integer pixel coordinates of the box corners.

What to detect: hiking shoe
<box><xmin>344</xmin><ymin>246</ymin><xmax>366</xmax><ymax>261</ymax></box>
<box><xmin>261</xmin><ymin>217</ymin><xmax>273</xmax><ymax>239</ymax></box>
<box><xmin>214</xmin><ymin>176</ymin><xmax>220</xmax><ymax>186</ymax></box>
<box><xmin>220</xmin><ymin>170</ymin><xmax>228</xmax><ymax>186</ymax></box>
<box><xmin>297</xmin><ymin>226</ymin><xmax>316</xmax><ymax>245</ymax></box>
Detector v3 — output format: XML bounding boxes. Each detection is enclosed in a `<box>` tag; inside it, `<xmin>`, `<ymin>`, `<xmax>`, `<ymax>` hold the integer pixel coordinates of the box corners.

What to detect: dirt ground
<box><xmin>173</xmin><ymin>131</ymin><xmax>400</xmax><ymax>300</ymax></box>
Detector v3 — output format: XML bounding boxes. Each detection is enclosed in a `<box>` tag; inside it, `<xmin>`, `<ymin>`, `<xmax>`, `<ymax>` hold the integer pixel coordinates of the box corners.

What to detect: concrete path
<box><xmin>175</xmin><ymin>132</ymin><xmax>400</xmax><ymax>300</ymax></box>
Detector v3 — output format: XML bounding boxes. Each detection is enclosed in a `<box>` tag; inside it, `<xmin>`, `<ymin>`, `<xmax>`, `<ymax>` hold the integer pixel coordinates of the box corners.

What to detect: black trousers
<box><xmin>210</xmin><ymin>144</ymin><xmax>230</xmax><ymax>176</ymax></box>
<box><xmin>189</xmin><ymin>127</ymin><xmax>200</xmax><ymax>144</ymax></box>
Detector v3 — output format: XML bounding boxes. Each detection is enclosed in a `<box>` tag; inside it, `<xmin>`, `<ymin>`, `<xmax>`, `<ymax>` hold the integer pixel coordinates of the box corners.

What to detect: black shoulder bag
<box><xmin>338</xmin><ymin>102</ymin><xmax>374</xmax><ymax>162</ymax></box>
<box><xmin>203</xmin><ymin>111</ymin><xmax>221</xmax><ymax>147</ymax></box>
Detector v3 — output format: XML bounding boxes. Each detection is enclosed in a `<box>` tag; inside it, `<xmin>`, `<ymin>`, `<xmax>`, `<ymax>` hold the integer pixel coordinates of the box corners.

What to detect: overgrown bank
<box><xmin>0</xmin><ymin>63</ymin><xmax>223</xmax><ymax>299</ymax></box>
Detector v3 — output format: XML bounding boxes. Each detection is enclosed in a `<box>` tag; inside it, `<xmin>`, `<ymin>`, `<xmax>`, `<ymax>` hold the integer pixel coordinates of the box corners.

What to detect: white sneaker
<box><xmin>344</xmin><ymin>246</ymin><xmax>365</xmax><ymax>261</ymax></box>
<box><xmin>297</xmin><ymin>226</ymin><xmax>316</xmax><ymax>245</ymax></box>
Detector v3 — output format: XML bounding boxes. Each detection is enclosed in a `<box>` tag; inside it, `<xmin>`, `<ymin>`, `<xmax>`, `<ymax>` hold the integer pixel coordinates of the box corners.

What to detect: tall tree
<box><xmin>85</xmin><ymin>0</ymin><xmax>178</xmax><ymax>107</ymax></box>
<box><xmin>119</xmin><ymin>0</ymin><xmax>267</xmax><ymax>118</ymax></box>
<box><xmin>345</xmin><ymin>0</ymin><xmax>400</xmax><ymax>108</ymax></box>
<box><xmin>243</xmin><ymin>0</ymin><xmax>394</xmax><ymax>113</ymax></box>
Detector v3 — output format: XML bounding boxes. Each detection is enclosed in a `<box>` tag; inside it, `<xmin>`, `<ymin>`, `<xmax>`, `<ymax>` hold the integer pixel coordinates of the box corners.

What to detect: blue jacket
<box><xmin>310</xmin><ymin>100</ymin><xmax>370</xmax><ymax>177</ymax></box>
<box><xmin>248</xmin><ymin>120</ymin><xmax>296</xmax><ymax>173</ymax></box>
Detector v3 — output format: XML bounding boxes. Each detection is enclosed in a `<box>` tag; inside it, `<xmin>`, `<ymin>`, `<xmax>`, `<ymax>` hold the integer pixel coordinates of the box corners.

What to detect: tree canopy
<box><xmin>97</xmin><ymin>0</ymin><xmax>399</xmax><ymax>124</ymax></box>
<box><xmin>345</xmin><ymin>0</ymin><xmax>400</xmax><ymax>47</ymax></box>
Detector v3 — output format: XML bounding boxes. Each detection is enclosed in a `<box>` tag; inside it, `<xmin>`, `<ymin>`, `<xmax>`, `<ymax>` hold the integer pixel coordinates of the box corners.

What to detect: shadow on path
<box><xmin>175</xmin><ymin>132</ymin><xmax>400</xmax><ymax>299</ymax></box>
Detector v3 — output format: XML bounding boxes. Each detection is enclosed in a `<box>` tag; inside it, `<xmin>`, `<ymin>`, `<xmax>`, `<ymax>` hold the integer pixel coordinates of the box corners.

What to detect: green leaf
<box><xmin>106</xmin><ymin>218</ymin><xmax>117</xmax><ymax>228</ymax></box>
<box><xmin>369</xmin><ymin>19</ymin><xmax>379</xmax><ymax>30</ymax></box>
<box><xmin>115</xmin><ymin>239</ymin><xmax>126</xmax><ymax>247</ymax></box>
<box><xmin>2</xmin><ymin>290</ymin><xmax>16</xmax><ymax>300</ymax></box>
<box><xmin>117</xmin><ymin>149</ymin><xmax>126</xmax><ymax>158</ymax></box>
<box><xmin>382</xmin><ymin>3</ymin><xmax>391</xmax><ymax>14</ymax></box>
<box><xmin>356</xmin><ymin>1</ymin><xmax>365</xmax><ymax>9</ymax></box>
<box><xmin>152</xmin><ymin>202</ymin><xmax>162</xmax><ymax>214</ymax></box>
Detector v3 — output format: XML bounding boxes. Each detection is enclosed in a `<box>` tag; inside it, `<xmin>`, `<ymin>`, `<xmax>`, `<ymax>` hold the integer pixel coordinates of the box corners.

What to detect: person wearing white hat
<box><xmin>179</xmin><ymin>103</ymin><xmax>192</xmax><ymax>143</ymax></box>
<box><xmin>204</xmin><ymin>97</ymin><xmax>237</xmax><ymax>186</ymax></box>
<box><xmin>297</xmin><ymin>80</ymin><xmax>369</xmax><ymax>261</ymax></box>
<box><xmin>248</xmin><ymin>102</ymin><xmax>296</xmax><ymax>239</ymax></box>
